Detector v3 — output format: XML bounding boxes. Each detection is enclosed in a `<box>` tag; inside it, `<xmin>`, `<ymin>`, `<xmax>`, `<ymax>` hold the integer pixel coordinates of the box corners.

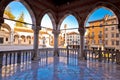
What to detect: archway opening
<box><xmin>60</xmin><ymin>14</ymin><xmax>79</xmax><ymax>49</ymax></box>
<box><xmin>85</xmin><ymin>7</ymin><xmax>120</xmax><ymax>50</ymax></box>
<box><xmin>40</xmin><ymin>13</ymin><xmax>54</xmax><ymax>48</ymax></box>
<box><xmin>1</xmin><ymin>1</ymin><xmax>34</xmax><ymax>50</ymax></box>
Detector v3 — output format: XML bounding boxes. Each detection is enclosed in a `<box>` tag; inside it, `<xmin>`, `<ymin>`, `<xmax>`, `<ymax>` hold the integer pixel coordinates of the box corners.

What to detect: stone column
<box><xmin>0</xmin><ymin>16</ymin><xmax>4</xmax><ymax>29</ymax></box>
<box><xmin>10</xmin><ymin>30</ymin><xmax>14</xmax><ymax>45</ymax></box>
<box><xmin>52</xmin><ymin>30</ymin><xmax>60</xmax><ymax>56</ymax></box>
<box><xmin>78</xmin><ymin>28</ymin><xmax>85</xmax><ymax>60</ymax></box>
<box><xmin>32</xmin><ymin>27</ymin><xmax>40</xmax><ymax>60</ymax></box>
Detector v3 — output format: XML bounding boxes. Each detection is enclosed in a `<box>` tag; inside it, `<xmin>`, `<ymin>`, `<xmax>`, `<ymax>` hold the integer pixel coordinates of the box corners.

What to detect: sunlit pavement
<box><xmin>0</xmin><ymin>57</ymin><xmax>120</xmax><ymax>80</ymax></box>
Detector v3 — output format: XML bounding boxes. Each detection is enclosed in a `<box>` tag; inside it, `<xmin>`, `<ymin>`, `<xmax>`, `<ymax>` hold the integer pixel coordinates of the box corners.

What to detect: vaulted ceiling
<box><xmin>51</xmin><ymin>0</ymin><xmax>74</xmax><ymax>6</ymax></box>
<box><xmin>0</xmin><ymin>0</ymin><xmax>120</xmax><ymax>31</ymax></box>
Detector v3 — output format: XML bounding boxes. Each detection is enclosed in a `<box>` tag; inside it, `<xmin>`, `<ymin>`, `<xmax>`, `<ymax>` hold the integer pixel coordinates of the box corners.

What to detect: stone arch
<box><xmin>84</xmin><ymin>1</ymin><xmax>120</xmax><ymax>29</ymax></box>
<box><xmin>19</xmin><ymin>0</ymin><xmax>36</xmax><ymax>27</ymax></box>
<box><xmin>27</xmin><ymin>35</ymin><xmax>31</xmax><ymax>44</ymax></box>
<box><xmin>1</xmin><ymin>23</ymin><xmax>11</xmax><ymax>32</ymax></box>
<box><xmin>58</xmin><ymin>11</ymin><xmax>81</xmax><ymax>30</ymax></box>
<box><xmin>39</xmin><ymin>9</ymin><xmax>56</xmax><ymax>30</ymax></box>
<box><xmin>27</xmin><ymin>35</ymin><xmax>31</xmax><ymax>39</ymax></box>
<box><xmin>20</xmin><ymin>35</ymin><xmax>25</xmax><ymax>44</ymax></box>
<box><xmin>14</xmin><ymin>34</ymin><xmax>19</xmax><ymax>44</ymax></box>
<box><xmin>0</xmin><ymin>0</ymin><xmax>36</xmax><ymax>28</ymax></box>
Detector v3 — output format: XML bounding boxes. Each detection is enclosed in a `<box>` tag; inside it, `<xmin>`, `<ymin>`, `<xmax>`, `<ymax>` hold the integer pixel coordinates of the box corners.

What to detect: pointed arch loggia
<box><xmin>39</xmin><ymin>9</ymin><xmax>56</xmax><ymax>30</ymax></box>
<box><xmin>58</xmin><ymin>11</ymin><xmax>81</xmax><ymax>31</ymax></box>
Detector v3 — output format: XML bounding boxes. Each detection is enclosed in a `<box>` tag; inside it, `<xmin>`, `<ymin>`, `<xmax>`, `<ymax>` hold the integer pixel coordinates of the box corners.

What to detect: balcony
<box><xmin>0</xmin><ymin>48</ymin><xmax>120</xmax><ymax>80</ymax></box>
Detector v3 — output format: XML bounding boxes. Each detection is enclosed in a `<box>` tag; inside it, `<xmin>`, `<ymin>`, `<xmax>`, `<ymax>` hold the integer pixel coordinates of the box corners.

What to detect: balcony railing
<box><xmin>84</xmin><ymin>49</ymin><xmax>120</xmax><ymax>64</ymax></box>
<box><xmin>0</xmin><ymin>48</ymin><xmax>80</xmax><ymax>68</ymax></box>
<box><xmin>0</xmin><ymin>49</ymin><xmax>33</xmax><ymax>68</ymax></box>
<box><xmin>0</xmin><ymin>48</ymin><xmax>120</xmax><ymax>68</ymax></box>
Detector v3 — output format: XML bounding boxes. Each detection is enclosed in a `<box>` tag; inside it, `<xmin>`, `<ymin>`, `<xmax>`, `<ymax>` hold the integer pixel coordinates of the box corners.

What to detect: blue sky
<box><xmin>5</xmin><ymin>2</ymin><xmax>32</xmax><ymax>27</ymax></box>
<box><xmin>86</xmin><ymin>8</ymin><xmax>113</xmax><ymax>26</ymax></box>
<box><xmin>5</xmin><ymin>1</ymin><xmax>114</xmax><ymax>29</ymax></box>
<box><xmin>41</xmin><ymin>14</ymin><xmax>53</xmax><ymax>28</ymax></box>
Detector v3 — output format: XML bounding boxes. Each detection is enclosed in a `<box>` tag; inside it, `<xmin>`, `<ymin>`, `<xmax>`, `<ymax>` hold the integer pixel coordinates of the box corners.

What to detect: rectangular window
<box><xmin>0</xmin><ymin>37</ymin><xmax>3</xmax><ymax>43</ymax></box>
<box><xmin>105</xmin><ymin>28</ymin><xmax>108</xmax><ymax>31</ymax></box>
<box><xmin>112</xmin><ymin>41</ymin><xmax>114</xmax><ymax>45</ymax></box>
<box><xmin>99</xmin><ymin>39</ymin><xmax>102</xmax><ymax>44</ymax></box>
<box><xmin>91</xmin><ymin>40</ymin><xmax>95</xmax><ymax>44</ymax></box>
<box><xmin>112</xmin><ymin>21</ymin><xmax>114</xmax><ymax>24</ymax></box>
<box><xmin>116</xmin><ymin>33</ymin><xmax>119</xmax><ymax>37</ymax></box>
<box><xmin>105</xmin><ymin>34</ymin><xmax>108</xmax><ymax>38</ymax></box>
<box><xmin>6</xmin><ymin>38</ymin><xmax>8</xmax><ymax>41</ymax></box>
<box><xmin>111</xmin><ymin>33</ymin><xmax>114</xmax><ymax>38</ymax></box>
<box><xmin>116</xmin><ymin>26</ymin><xmax>118</xmax><ymax>29</ymax></box>
<box><xmin>105</xmin><ymin>40</ymin><xmax>108</xmax><ymax>45</ymax></box>
<box><xmin>111</xmin><ymin>27</ymin><xmax>114</xmax><ymax>30</ymax></box>
<box><xmin>116</xmin><ymin>41</ymin><xmax>119</xmax><ymax>46</ymax></box>
<box><xmin>92</xmin><ymin>32</ymin><xmax>94</xmax><ymax>38</ymax></box>
<box><xmin>100</xmin><ymin>31</ymin><xmax>102</xmax><ymax>34</ymax></box>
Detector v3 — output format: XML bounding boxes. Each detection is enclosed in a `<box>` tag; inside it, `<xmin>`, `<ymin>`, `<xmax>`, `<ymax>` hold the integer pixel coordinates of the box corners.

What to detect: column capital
<box><xmin>78</xmin><ymin>28</ymin><xmax>85</xmax><ymax>36</ymax></box>
<box><xmin>32</xmin><ymin>25</ymin><xmax>41</xmax><ymax>34</ymax></box>
<box><xmin>52</xmin><ymin>29</ymin><xmax>60</xmax><ymax>35</ymax></box>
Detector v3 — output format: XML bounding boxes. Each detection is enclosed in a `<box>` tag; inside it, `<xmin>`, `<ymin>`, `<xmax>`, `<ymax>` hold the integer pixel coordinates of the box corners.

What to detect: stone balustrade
<box><xmin>0</xmin><ymin>48</ymin><xmax>120</xmax><ymax>69</ymax></box>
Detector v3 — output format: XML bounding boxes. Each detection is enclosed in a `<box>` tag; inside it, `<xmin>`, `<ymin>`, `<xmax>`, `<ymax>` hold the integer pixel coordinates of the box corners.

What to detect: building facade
<box><xmin>85</xmin><ymin>19</ymin><xmax>104</xmax><ymax>50</ymax></box>
<box><xmin>104</xmin><ymin>15</ymin><xmax>120</xmax><ymax>50</ymax></box>
<box><xmin>85</xmin><ymin>15</ymin><xmax>120</xmax><ymax>50</ymax></box>
<box><xmin>66</xmin><ymin>32</ymin><xmax>80</xmax><ymax>48</ymax></box>
<box><xmin>0</xmin><ymin>9</ymin><xmax>65</xmax><ymax>47</ymax></box>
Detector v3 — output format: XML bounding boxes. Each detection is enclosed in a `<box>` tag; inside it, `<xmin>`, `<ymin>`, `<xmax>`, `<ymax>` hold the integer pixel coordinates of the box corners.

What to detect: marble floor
<box><xmin>0</xmin><ymin>57</ymin><xmax>120</xmax><ymax>80</ymax></box>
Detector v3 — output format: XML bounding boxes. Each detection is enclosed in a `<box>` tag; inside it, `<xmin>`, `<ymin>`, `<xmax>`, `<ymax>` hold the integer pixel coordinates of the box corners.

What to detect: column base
<box><xmin>78</xmin><ymin>54</ymin><xmax>87</xmax><ymax>60</ymax></box>
<box><xmin>54</xmin><ymin>50</ymin><xmax>59</xmax><ymax>57</ymax></box>
<box><xmin>32</xmin><ymin>57</ymin><xmax>40</xmax><ymax>61</ymax></box>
